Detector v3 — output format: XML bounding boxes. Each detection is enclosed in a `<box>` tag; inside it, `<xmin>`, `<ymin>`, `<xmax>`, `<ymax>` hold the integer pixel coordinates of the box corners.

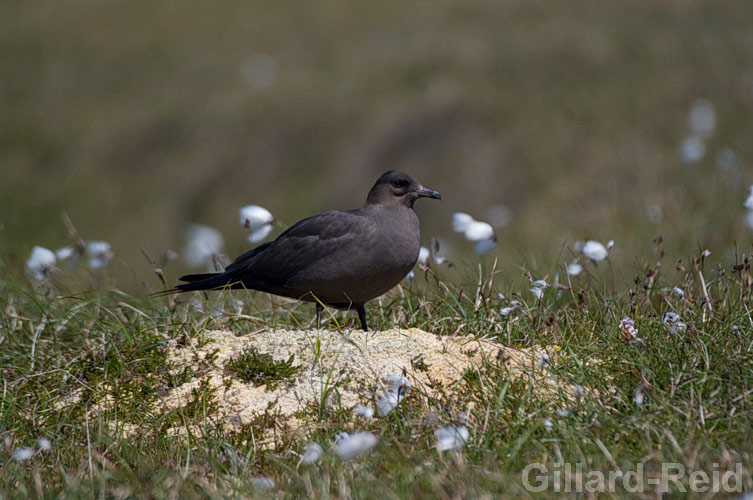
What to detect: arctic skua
<box><xmin>166</xmin><ymin>170</ymin><xmax>440</xmax><ymax>330</ymax></box>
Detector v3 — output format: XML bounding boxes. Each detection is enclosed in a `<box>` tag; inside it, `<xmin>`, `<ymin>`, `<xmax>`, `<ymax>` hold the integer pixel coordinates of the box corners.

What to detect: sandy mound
<box><xmin>161</xmin><ymin>328</ymin><xmax>551</xmax><ymax>428</ymax></box>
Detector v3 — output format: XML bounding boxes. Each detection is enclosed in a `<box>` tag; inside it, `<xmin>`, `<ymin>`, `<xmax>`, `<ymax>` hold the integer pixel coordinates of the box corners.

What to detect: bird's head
<box><xmin>366</xmin><ymin>171</ymin><xmax>441</xmax><ymax>208</ymax></box>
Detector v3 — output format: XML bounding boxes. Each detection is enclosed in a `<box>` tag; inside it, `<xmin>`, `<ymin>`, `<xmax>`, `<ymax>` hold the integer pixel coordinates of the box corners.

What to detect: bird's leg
<box><xmin>315</xmin><ymin>303</ymin><xmax>323</xmax><ymax>330</ymax></box>
<box><xmin>356</xmin><ymin>305</ymin><xmax>368</xmax><ymax>332</ymax></box>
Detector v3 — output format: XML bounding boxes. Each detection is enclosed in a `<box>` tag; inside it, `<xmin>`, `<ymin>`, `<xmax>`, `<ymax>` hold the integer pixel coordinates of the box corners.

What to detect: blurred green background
<box><xmin>3</xmin><ymin>0</ymin><xmax>752</xmax><ymax>291</ymax></box>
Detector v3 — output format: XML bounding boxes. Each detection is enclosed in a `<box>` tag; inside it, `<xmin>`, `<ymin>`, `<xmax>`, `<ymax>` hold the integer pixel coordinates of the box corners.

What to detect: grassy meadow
<box><xmin>3</xmin><ymin>0</ymin><xmax>753</xmax><ymax>497</ymax></box>
<box><xmin>2</xmin><ymin>247</ymin><xmax>753</xmax><ymax>498</ymax></box>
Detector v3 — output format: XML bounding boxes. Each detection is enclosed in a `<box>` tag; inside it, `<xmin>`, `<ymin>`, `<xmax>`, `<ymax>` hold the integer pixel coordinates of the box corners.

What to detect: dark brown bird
<box><xmin>169</xmin><ymin>171</ymin><xmax>440</xmax><ymax>331</ymax></box>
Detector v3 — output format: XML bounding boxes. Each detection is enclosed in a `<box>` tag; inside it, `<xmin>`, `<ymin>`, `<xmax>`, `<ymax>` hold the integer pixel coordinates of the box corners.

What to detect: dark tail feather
<box><xmin>149</xmin><ymin>272</ymin><xmax>237</xmax><ymax>298</ymax></box>
<box><xmin>179</xmin><ymin>272</ymin><xmax>222</xmax><ymax>283</ymax></box>
<box><xmin>175</xmin><ymin>272</ymin><xmax>237</xmax><ymax>292</ymax></box>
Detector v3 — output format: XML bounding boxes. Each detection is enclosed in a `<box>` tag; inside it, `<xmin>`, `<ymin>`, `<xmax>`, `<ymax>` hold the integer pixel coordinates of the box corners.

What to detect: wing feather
<box><xmin>226</xmin><ymin>209</ymin><xmax>375</xmax><ymax>287</ymax></box>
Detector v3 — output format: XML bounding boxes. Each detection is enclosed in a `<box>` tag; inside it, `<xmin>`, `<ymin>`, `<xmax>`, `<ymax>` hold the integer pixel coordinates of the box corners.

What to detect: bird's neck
<box><xmin>362</xmin><ymin>201</ymin><xmax>414</xmax><ymax>213</ymax></box>
<box><xmin>362</xmin><ymin>204</ymin><xmax>420</xmax><ymax>233</ymax></box>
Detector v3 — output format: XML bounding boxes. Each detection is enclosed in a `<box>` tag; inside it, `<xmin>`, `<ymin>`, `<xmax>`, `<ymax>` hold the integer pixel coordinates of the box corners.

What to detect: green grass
<box><xmin>225</xmin><ymin>346</ymin><xmax>301</xmax><ymax>389</ymax></box>
<box><xmin>1</xmin><ymin>243</ymin><xmax>752</xmax><ymax>498</ymax></box>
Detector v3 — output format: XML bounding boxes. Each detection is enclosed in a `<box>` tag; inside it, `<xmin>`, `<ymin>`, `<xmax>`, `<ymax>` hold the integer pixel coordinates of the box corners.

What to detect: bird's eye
<box><xmin>391</xmin><ymin>179</ymin><xmax>409</xmax><ymax>188</ymax></box>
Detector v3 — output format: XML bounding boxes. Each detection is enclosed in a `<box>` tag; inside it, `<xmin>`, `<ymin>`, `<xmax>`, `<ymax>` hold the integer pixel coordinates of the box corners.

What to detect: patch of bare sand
<box><xmin>161</xmin><ymin>327</ymin><xmax>554</xmax><ymax>429</ymax></box>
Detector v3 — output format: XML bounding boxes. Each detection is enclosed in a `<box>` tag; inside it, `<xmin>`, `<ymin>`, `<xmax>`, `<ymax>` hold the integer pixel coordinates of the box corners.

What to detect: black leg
<box><xmin>356</xmin><ymin>305</ymin><xmax>368</xmax><ymax>332</ymax></box>
<box><xmin>315</xmin><ymin>303</ymin><xmax>323</xmax><ymax>330</ymax></box>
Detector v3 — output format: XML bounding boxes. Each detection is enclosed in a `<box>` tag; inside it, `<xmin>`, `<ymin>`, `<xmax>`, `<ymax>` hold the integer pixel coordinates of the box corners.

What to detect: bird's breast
<box><xmin>369</xmin><ymin>208</ymin><xmax>421</xmax><ymax>268</ymax></box>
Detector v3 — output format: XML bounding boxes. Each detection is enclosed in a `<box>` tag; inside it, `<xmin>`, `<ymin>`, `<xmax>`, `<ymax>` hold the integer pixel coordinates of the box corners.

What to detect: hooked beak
<box><xmin>415</xmin><ymin>186</ymin><xmax>442</xmax><ymax>200</ymax></box>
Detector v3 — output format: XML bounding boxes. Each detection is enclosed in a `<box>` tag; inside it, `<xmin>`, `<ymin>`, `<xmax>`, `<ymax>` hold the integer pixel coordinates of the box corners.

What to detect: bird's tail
<box><xmin>150</xmin><ymin>272</ymin><xmax>236</xmax><ymax>297</ymax></box>
<box><xmin>179</xmin><ymin>272</ymin><xmax>222</xmax><ymax>283</ymax></box>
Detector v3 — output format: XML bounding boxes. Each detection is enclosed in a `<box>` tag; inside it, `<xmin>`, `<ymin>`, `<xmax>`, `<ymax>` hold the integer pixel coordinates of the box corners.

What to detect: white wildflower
<box><xmin>239</xmin><ymin>204</ymin><xmax>273</xmax><ymax>227</ymax></box>
<box><xmin>86</xmin><ymin>241</ymin><xmax>114</xmax><ymax>269</ymax></box>
<box><xmin>573</xmin><ymin>385</ymin><xmax>584</xmax><ymax>402</ymax></box>
<box><xmin>403</xmin><ymin>271</ymin><xmax>415</xmax><ymax>282</ymax></box>
<box><xmin>55</xmin><ymin>246</ymin><xmax>76</xmax><ymax>261</ymax></box>
<box><xmin>679</xmin><ymin>135</ymin><xmax>705</xmax><ymax>165</ymax></box>
<box><xmin>744</xmin><ymin>186</ymin><xmax>753</xmax><ymax>211</ymax></box>
<box><xmin>353</xmin><ymin>404</ymin><xmax>375</xmax><ymax>419</ymax></box>
<box><xmin>542</xmin><ymin>418</ymin><xmax>553</xmax><ymax>432</ymax></box>
<box><xmin>661</xmin><ymin>311</ymin><xmax>680</xmax><ymax>325</ymax></box>
<box><xmin>474</xmin><ymin>238</ymin><xmax>497</xmax><ymax>255</ymax></box>
<box><xmin>538</xmin><ymin>352</ymin><xmax>550</xmax><ymax>367</ymax></box>
<box><xmin>430</xmin><ymin>238</ymin><xmax>450</xmax><ymax>265</ymax></box>
<box><xmin>464</xmin><ymin>220</ymin><xmax>494</xmax><ymax>242</ymax></box>
<box><xmin>499</xmin><ymin>306</ymin><xmax>515</xmax><ymax>316</ymax></box>
<box><xmin>417</xmin><ymin>246</ymin><xmax>430</xmax><ymax>265</ymax></box>
<box><xmin>661</xmin><ymin>312</ymin><xmax>686</xmax><ymax>336</ymax></box>
<box><xmin>334</xmin><ymin>431</ymin><xmax>378</xmax><ymax>460</ymax></box>
<box><xmin>248</xmin><ymin>223</ymin><xmax>273</xmax><ymax>243</ymax></box>
<box><xmin>606</xmin><ymin>240</ymin><xmax>615</xmax><ymax>250</ymax></box>
<box><xmin>12</xmin><ymin>447</ymin><xmax>34</xmax><ymax>462</ymax></box>
<box><xmin>252</xmin><ymin>476</ymin><xmax>275</xmax><ymax>491</ymax></box>
<box><xmin>377</xmin><ymin>375</ymin><xmax>411</xmax><ymax>416</ymax></box>
<box><xmin>530</xmin><ymin>286</ymin><xmax>543</xmax><ymax>300</ymax></box>
<box><xmin>688</xmin><ymin>99</ymin><xmax>716</xmax><ymax>138</ymax></box>
<box><xmin>300</xmin><ymin>442</ymin><xmax>323</xmax><ymax>465</ymax></box>
<box><xmin>532</xmin><ymin>279</ymin><xmax>548</xmax><ymax>289</ymax></box>
<box><xmin>184</xmin><ymin>224</ymin><xmax>224</xmax><ymax>268</ymax></box>
<box><xmin>383</xmin><ymin>374</ymin><xmax>410</xmax><ymax>393</ymax></box>
<box><xmin>500</xmin><ymin>300</ymin><xmax>521</xmax><ymax>316</ymax></box>
<box><xmin>377</xmin><ymin>392</ymin><xmax>400</xmax><ymax>417</ymax></box>
<box><xmin>432</xmin><ymin>253</ymin><xmax>448</xmax><ymax>265</ymax></box>
<box><xmin>581</xmin><ymin>240</ymin><xmax>609</xmax><ymax>261</ymax></box>
<box><xmin>55</xmin><ymin>246</ymin><xmax>79</xmax><ymax>268</ymax></box>
<box><xmin>452</xmin><ymin>212</ymin><xmax>475</xmax><ymax>233</ymax></box>
<box><xmin>619</xmin><ymin>317</ymin><xmax>644</xmax><ymax>345</ymax></box>
<box><xmin>36</xmin><ymin>437</ymin><xmax>52</xmax><ymax>452</ymax></box>
<box><xmin>453</xmin><ymin>212</ymin><xmax>496</xmax><ymax>252</ymax></box>
<box><xmin>239</xmin><ymin>205</ymin><xmax>274</xmax><ymax>243</ymax></box>
<box><xmin>556</xmin><ymin>408</ymin><xmax>572</xmax><ymax>417</ymax></box>
<box><xmin>633</xmin><ymin>387</ymin><xmax>644</xmax><ymax>408</ymax></box>
<box><xmin>619</xmin><ymin>317</ymin><xmax>638</xmax><ymax>339</ymax></box>
<box><xmin>567</xmin><ymin>260</ymin><xmax>583</xmax><ymax>276</ymax></box>
<box><xmin>435</xmin><ymin>425</ymin><xmax>469</xmax><ymax>451</ymax></box>
<box><xmin>26</xmin><ymin>246</ymin><xmax>56</xmax><ymax>281</ymax></box>
<box><xmin>701</xmin><ymin>249</ymin><xmax>711</xmax><ymax>258</ymax></box>
<box><xmin>672</xmin><ymin>287</ymin><xmax>684</xmax><ymax>298</ymax></box>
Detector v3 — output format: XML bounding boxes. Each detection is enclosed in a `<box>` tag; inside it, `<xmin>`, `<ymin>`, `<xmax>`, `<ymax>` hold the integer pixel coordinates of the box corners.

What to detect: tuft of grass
<box><xmin>224</xmin><ymin>346</ymin><xmax>301</xmax><ymax>389</ymax></box>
